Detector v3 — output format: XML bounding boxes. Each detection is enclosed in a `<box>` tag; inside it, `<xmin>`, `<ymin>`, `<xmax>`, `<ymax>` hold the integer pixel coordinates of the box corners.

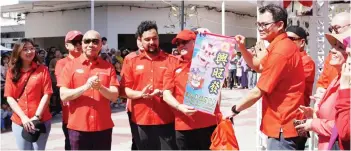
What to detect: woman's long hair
<box><xmin>9</xmin><ymin>38</ymin><xmax>41</xmax><ymax>83</ymax></box>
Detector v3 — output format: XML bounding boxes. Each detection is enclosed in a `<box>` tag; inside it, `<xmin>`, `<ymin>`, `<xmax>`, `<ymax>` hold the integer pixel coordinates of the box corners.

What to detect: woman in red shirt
<box><xmin>4</xmin><ymin>39</ymin><xmax>53</xmax><ymax>150</ymax></box>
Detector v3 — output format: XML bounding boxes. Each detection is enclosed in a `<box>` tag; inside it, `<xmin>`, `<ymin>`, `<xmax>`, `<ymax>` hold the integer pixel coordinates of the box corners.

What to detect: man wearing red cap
<box><xmin>55</xmin><ymin>30</ymin><xmax>83</xmax><ymax>150</ymax></box>
<box><xmin>163</xmin><ymin>29</ymin><xmax>220</xmax><ymax>150</ymax></box>
<box><xmin>120</xmin><ymin>21</ymin><xmax>177</xmax><ymax>150</ymax></box>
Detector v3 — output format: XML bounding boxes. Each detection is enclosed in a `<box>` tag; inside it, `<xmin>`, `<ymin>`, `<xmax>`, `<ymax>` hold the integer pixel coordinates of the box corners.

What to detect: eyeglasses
<box><xmin>288</xmin><ymin>36</ymin><xmax>302</xmax><ymax>41</ymax></box>
<box><xmin>175</xmin><ymin>40</ymin><xmax>190</xmax><ymax>46</ymax></box>
<box><xmin>328</xmin><ymin>24</ymin><xmax>351</xmax><ymax>33</ymax></box>
<box><xmin>83</xmin><ymin>39</ymin><xmax>100</xmax><ymax>45</ymax></box>
<box><xmin>68</xmin><ymin>40</ymin><xmax>82</xmax><ymax>46</ymax></box>
<box><xmin>255</xmin><ymin>21</ymin><xmax>277</xmax><ymax>29</ymax></box>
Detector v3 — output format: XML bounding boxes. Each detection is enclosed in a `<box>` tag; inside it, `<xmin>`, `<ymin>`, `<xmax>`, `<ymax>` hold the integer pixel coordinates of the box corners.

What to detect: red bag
<box><xmin>210</xmin><ymin>115</ymin><xmax>239</xmax><ymax>150</ymax></box>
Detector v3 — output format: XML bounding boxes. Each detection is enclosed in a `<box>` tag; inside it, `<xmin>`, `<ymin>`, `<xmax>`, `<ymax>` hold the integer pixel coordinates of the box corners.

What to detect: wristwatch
<box><xmin>34</xmin><ymin>115</ymin><xmax>41</xmax><ymax>120</ymax></box>
<box><xmin>231</xmin><ymin>105</ymin><xmax>240</xmax><ymax>114</ymax></box>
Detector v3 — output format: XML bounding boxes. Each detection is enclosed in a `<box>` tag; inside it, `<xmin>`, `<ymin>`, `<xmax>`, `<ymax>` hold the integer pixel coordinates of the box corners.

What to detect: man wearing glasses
<box><xmin>315</xmin><ymin>12</ymin><xmax>351</xmax><ymax>106</ymax></box>
<box><xmin>58</xmin><ymin>30</ymin><xmax>119</xmax><ymax>150</ymax></box>
<box><xmin>286</xmin><ymin>26</ymin><xmax>316</xmax><ymax>108</ymax></box>
<box><xmin>230</xmin><ymin>4</ymin><xmax>306</xmax><ymax>150</ymax></box>
<box><xmin>54</xmin><ymin>30</ymin><xmax>83</xmax><ymax>150</ymax></box>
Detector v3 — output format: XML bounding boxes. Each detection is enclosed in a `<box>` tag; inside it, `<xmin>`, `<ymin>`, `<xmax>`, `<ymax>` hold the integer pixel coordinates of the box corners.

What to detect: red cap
<box><xmin>65</xmin><ymin>30</ymin><xmax>83</xmax><ymax>42</ymax></box>
<box><xmin>172</xmin><ymin>30</ymin><xmax>196</xmax><ymax>44</ymax></box>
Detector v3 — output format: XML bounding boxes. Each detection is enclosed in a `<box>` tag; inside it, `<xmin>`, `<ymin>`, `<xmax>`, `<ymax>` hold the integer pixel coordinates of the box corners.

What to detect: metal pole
<box><xmin>91</xmin><ymin>0</ymin><xmax>94</xmax><ymax>30</ymax></box>
<box><xmin>180</xmin><ymin>0</ymin><xmax>184</xmax><ymax>30</ymax></box>
<box><xmin>221</xmin><ymin>1</ymin><xmax>225</xmax><ymax>35</ymax></box>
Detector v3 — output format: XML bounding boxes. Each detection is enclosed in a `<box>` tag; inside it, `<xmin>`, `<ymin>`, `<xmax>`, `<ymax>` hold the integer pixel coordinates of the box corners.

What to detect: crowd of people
<box><xmin>0</xmin><ymin>4</ymin><xmax>350</xmax><ymax>151</ymax></box>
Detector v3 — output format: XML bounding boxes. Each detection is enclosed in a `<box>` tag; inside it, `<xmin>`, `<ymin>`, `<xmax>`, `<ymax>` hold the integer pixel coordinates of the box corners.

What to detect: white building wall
<box><xmin>22</xmin><ymin>6</ymin><xmax>256</xmax><ymax>49</ymax></box>
<box><xmin>25</xmin><ymin>7</ymin><xmax>108</xmax><ymax>38</ymax></box>
<box><xmin>107</xmin><ymin>6</ymin><xmax>256</xmax><ymax>49</ymax></box>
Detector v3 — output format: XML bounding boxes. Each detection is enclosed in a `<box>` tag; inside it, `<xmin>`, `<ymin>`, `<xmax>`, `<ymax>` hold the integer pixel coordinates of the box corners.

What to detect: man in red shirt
<box><xmin>58</xmin><ymin>30</ymin><xmax>119</xmax><ymax>150</ymax></box>
<box><xmin>55</xmin><ymin>30</ymin><xmax>83</xmax><ymax>150</ymax></box>
<box><xmin>286</xmin><ymin>26</ymin><xmax>316</xmax><ymax>107</ymax></box>
<box><xmin>230</xmin><ymin>4</ymin><xmax>306</xmax><ymax>150</ymax></box>
<box><xmin>120</xmin><ymin>21</ymin><xmax>177</xmax><ymax>150</ymax></box>
<box><xmin>163</xmin><ymin>29</ymin><xmax>220</xmax><ymax>150</ymax></box>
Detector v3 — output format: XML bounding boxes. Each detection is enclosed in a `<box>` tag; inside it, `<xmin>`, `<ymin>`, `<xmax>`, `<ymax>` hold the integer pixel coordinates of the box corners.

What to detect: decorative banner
<box><xmin>183</xmin><ymin>33</ymin><xmax>236</xmax><ymax>114</ymax></box>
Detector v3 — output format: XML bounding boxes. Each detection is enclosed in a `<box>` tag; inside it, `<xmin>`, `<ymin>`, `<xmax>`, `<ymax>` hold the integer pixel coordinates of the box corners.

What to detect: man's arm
<box><xmin>97</xmin><ymin>85</ymin><xmax>119</xmax><ymax>102</ymax></box>
<box><xmin>60</xmin><ymin>85</ymin><xmax>90</xmax><ymax>102</ymax></box>
<box><xmin>235</xmin><ymin>87</ymin><xmax>263</xmax><ymax>112</ymax></box>
<box><xmin>235</xmin><ymin>35</ymin><xmax>263</xmax><ymax>72</ymax></box>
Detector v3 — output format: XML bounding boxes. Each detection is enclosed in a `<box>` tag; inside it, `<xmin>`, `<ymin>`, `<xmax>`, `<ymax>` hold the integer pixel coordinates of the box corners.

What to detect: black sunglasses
<box><xmin>68</xmin><ymin>40</ymin><xmax>82</xmax><ymax>46</ymax></box>
<box><xmin>83</xmin><ymin>39</ymin><xmax>100</xmax><ymax>45</ymax></box>
<box><xmin>288</xmin><ymin>36</ymin><xmax>302</xmax><ymax>41</ymax></box>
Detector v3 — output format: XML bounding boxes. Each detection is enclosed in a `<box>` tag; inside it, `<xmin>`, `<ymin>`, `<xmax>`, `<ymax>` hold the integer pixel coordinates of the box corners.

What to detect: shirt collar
<box><xmin>20</xmin><ymin>62</ymin><xmax>38</xmax><ymax>73</ymax></box>
<box><xmin>78</xmin><ymin>54</ymin><xmax>101</xmax><ymax>65</ymax></box>
<box><xmin>267</xmin><ymin>33</ymin><xmax>288</xmax><ymax>52</ymax></box>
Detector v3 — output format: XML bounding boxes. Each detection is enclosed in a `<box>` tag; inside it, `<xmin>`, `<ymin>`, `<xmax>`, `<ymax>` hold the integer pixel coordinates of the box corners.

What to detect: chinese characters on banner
<box><xmin>184</xmin><ymin>33</ymin><xmax>236</xmax><ymax>114</ymax></box>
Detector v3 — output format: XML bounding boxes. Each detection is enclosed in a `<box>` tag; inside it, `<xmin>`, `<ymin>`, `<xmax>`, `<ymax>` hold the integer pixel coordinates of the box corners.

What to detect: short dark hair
<box><xmin>259</xmin><ymin>4</ymin><xmax>288</xmax><ymax>29</ymax></box>
<box><xmin>102</xmin><ymin>37</ymin><xmax>107</xmax><ymax>41</ymax></box>
<box><xmin>135</xmin><ymin>21</ymin><xmax>158</xmax><ymax>38</ymax></box>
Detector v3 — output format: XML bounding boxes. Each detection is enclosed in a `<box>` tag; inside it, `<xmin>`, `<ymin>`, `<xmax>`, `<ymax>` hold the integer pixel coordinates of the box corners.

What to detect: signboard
<box><xmin>183</xmin><ymin>33</ymin><xmax>236</xmax><ymax>114</ymax></box>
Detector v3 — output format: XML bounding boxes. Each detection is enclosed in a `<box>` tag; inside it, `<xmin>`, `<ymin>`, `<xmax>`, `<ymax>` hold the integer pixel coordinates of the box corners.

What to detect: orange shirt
<box><xmin>55</xmin><ymin>56</ymin><xmax>73</xmax><ymax>124</ymax></box>
<box><xmin>163</xmin><ymin>57</ymin><xmax>219</xmax><ymax>130</ymax></box>
<box><xmin>300</xmin><ymin>51</ymin><xmax>316</xmax><ymax>106</ymax></box>
<box><xmin>257</xmin><ymin>33</ymin><xmax>305</xmax><ymax>138</ymax></box>
<box><xmin>4</xmin><ymin>63</ymin><xmax>53</xmax><ymax>125</ymax></box>
<box><xmin>316</xmin><ymin>53</ymin><xmax>338</xmax><ymax>89</ymax></box>
<box><xmin>57</xmin><ymin>55</ymin><xmax>119</xmax><ymax>132</ymax></box>
<box><xmin>120</xmin><ymin>50</ymin><xmax>175</xmax><ymax>125</ymax></box>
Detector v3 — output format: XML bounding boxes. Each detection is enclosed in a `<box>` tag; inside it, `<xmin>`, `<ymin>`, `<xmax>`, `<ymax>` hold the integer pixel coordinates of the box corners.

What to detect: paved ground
<box><xmin>1</xmin><ymin>88</ymin><xmax>259</xmax><ymax>150</ymax></box>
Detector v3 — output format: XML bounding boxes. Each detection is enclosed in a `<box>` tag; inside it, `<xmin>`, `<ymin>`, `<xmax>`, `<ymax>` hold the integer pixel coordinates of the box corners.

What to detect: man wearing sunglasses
<box><xmin>58</xmin><ymin>30</ymin><xmax>119</xmax><ymax>150</ymax></box>
<box><xmin>54</xmin><ymin>30</ymin><xmax>83</xmax><ymax>150</ymax></box>
<box><xmin>315</xmin><ymin>12</ymin><xmax>351</xmax><ymax>105</ymax></box>
<box><xmin>120</xmin><ymin>21</ymin><xmax>178</xmax><ymax>150</ymax></box>
<box><xmin>286</xmin><ymin>26</ymin><xmax>316</xmax><ymax>108</ymax></box>
<box><xmin>231</xmin><ymin>4</ymin><xmax>306</xmax><ymax>150</ymax></box>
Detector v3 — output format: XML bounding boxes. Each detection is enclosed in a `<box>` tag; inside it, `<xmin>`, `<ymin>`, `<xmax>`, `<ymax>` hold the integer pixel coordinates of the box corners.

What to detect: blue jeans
<box><xmin>267</xmin><ymin>132</ymin><xmax>307</xmax><ymax>150</ymax></box>
<box><xmin>12</xmin><ymin>120</ymin><xmax>51</xmax><ymax>150</ymax></box>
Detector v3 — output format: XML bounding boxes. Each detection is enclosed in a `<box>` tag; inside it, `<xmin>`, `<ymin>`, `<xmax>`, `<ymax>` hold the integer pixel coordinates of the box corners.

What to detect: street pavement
<box><xmin>1</xmin><ymin>88</ymin><xmax>259</xmax><ymax>150</ymax></box>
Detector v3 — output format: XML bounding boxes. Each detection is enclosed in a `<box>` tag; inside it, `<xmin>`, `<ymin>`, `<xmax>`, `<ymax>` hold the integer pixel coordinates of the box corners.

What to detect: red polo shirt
<box><xmin>163</xmin><ymin>57</ymin><xmax>219</xmax><ymax>130</ymax></box>
<box><xmin>120</xmin><ymin>50</ymin><xmax>175</xmax><ymax>125</ymax></box>
<box><xmin>4</xmin><ymin>62</ymin><xmax>53</xmax><ymax>125</ymax></box>
<box><xmin>300</xmin><ymin>51</ymin><xmax>316</xmax><ymax>106</ymax></box>
<box><xmin>257</xmin><ymin>33</ymin><xmax>305</xmax><ymax>138</ymax></box>
<box><xmin>57</xmin><ymin>55</ymin><xmax>119</xmax><ymax>132</ymax></box>
<box><xmin>55</xmin><ymin>56</ymin><xmax>73</xmax><ymax>124</ymax></box>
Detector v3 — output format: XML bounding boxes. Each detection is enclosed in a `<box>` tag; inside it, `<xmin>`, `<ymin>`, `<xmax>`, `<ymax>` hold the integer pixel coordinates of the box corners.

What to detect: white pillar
<box><xmin>91</xmin><ymin>0</ymin><xmax>94</xmax><ymax>30</ymax></box>
<box><xmin>221</xmin><ymin>0</ymin><xmax>225</xmax><ymax>35</ymax></box>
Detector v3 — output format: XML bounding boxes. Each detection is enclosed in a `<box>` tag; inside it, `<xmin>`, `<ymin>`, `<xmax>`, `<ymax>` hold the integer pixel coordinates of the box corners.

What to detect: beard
<box><xmin>147</xmin><ymin>46</ymin><xmax>160</xmax><ymax>54</ymax></box>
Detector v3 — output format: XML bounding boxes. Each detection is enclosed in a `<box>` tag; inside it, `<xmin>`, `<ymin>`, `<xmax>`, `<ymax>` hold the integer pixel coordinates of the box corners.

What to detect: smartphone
<box><xmin>293</xmin><ymin>119</ymin><xmax>310</xmax><ymax>138</ymax></box>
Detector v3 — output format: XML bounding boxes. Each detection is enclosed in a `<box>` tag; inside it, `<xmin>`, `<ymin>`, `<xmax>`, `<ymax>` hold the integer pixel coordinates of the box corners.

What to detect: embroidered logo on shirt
<box><xmin>76</xmin><ymin>69</ymin><xmax>84</xmax><ymax>73</ymax></box>
<box><xmin>136</xmin><ymin>65</ymin><xmax>144</xmax><ymax>70</ymax></box>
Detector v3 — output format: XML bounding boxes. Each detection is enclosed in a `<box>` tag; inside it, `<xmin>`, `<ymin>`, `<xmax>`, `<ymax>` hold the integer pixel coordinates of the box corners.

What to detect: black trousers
<box><xmin>127</xmin><ymin>112</ymin><xmax>138</xmax><ymax>150</ymax></box>
<box><xmin>176</xmin><ymin>125</ymin><xmax>216</xmax><ymax>150</ymax></box>
<box><xmin>62</xmin><ymin>123</ymin><xmax>71</xmax><ymax>150</ymax></box>
<box><xmin>134</xmin><ymin>123</ymin><xmax>177</xmax><ymax>150</ymax></box>
<box><xmin>68</xmin><ymin>128</ymin><xmax>112</xmax><ymax>150</ymax></box>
